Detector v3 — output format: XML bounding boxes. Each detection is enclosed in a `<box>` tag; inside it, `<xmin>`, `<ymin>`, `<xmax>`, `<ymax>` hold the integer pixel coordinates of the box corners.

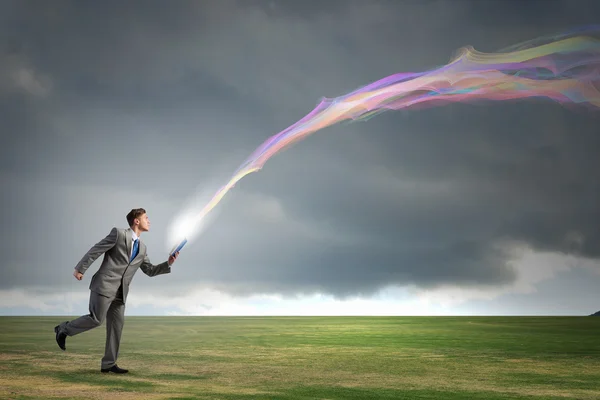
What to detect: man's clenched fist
<box><xmin>73</xmin><ymin>270</ymin><xmax>83</xmax><ymax>281</ymax></box>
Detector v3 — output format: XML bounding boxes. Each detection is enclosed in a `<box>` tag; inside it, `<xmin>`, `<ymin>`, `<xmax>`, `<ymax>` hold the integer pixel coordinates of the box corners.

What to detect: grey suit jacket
<box><xmin>75</xmin><ymin>227</ymin><xmax>171</xmax><ymax>302</ymax></box>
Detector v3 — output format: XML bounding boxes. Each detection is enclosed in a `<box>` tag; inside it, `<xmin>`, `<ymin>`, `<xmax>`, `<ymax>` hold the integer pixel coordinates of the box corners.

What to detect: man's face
<box><xmin>136</xmin><ymin>213</ymin><xmax>150</xmax><ymax>232</ymax></box>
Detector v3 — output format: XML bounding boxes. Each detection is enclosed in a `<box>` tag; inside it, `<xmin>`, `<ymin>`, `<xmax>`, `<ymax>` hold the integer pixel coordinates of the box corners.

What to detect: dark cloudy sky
<box><xmin>1</xmin><ymin>0</ymin><xmax>600</xmax><ymax>316</ymax></box>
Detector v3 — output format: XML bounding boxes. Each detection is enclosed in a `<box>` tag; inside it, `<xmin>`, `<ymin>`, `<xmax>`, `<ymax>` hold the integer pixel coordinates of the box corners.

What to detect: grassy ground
<box><xmin>0</xmin><ymin>316</ymin><xmax>599</xmax><ymax>399</ymax></box>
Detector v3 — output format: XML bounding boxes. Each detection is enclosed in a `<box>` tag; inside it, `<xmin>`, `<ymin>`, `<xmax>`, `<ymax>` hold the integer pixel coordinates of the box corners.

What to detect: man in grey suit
<box><xmin>54</xmin><ymin>208</ymin><xmax>179</xmax><ymax>373</ymax></box>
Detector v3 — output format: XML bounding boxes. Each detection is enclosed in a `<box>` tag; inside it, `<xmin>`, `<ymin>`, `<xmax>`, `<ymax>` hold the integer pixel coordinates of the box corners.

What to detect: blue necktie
<box><xmin>130</xmin><ymin>239</ymin><xmax>139</xmax><ymax>262</ymax></box>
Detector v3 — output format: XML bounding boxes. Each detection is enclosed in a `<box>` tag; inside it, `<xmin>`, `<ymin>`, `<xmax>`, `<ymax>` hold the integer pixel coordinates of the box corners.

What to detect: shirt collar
<box><xmin>131</xmin><ymin>229</ymin><xmax>139</xmax><ymax>242</ymax></box>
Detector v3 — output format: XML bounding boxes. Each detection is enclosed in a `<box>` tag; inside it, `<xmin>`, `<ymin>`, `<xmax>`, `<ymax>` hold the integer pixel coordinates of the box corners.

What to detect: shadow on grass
<box><xmin>502</xmin><ymin>371</ymin><xmax>600</xmax><ymax>391</ymax></box>
<box><xmin>180</xmin><ymin>386</ymin><xmax>574</xmax><ymax>400</ymax></box>
<box><xmin>43</xmin><ymin>369</ymin><xmax>157</xmax><ymax>392</ymax></box>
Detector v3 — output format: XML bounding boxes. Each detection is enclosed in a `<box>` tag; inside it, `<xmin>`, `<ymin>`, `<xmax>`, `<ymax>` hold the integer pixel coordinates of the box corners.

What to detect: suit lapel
<box><xmin>126</xmin><ymin>229</ymin><xmax>132</xmax><ymax>261</ymax></box>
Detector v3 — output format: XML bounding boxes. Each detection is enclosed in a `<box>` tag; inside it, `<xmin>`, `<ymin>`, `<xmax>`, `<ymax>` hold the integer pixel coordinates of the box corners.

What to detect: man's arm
<box><xmin>74</xmin><ymin>227</ymin><xmax>118</xmax><ymax>275</ymax></box>
<box><xmin>140</xmin><ymin>251</ymin><xmax>179</xmax><ymax>277</ymax></box>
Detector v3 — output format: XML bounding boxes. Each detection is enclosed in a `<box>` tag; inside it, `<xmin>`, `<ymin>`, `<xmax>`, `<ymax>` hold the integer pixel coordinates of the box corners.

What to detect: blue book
<box><xmin>170</xmin><ymin>238</ymin><xmax>188</xmax><ymax>257</ymax></box>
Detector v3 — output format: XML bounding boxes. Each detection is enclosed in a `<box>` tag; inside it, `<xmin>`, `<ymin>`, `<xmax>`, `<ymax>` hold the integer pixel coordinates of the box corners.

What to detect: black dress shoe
<box><xmin>54</xmin><ymin>325</ymin><xmax>67</xmax><ymax>351</ymax></box>
<box><xmin>101</xmin><ymin>365</ymin><xmax>129</xmax><ymax>374</ymax></box>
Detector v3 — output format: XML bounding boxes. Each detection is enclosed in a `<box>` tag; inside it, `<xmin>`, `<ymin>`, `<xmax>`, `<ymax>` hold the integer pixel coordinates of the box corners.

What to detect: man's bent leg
<box><xmin>60</xmin><ymin>291</ymin><xmax>113</xmax><ymax>336</ymax></box>
<box><xmin>101</xmin><ymin>286</ymin><xmax>125</xmax><ymax>369</ymax></box>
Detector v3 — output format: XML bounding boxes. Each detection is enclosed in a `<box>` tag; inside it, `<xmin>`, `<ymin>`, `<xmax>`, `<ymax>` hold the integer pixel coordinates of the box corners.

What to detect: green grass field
<box><xmin>0</xmin><ymin>316</ymin><xmax>599</xmax><ymax>399</ymax></box>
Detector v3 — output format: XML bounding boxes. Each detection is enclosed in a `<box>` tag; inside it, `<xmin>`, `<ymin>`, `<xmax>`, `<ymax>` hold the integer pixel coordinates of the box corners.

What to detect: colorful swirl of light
<box><xmin>190</xmin><ymin>26</ymin><xmax>600</xmax><ymax>231</ymax></box>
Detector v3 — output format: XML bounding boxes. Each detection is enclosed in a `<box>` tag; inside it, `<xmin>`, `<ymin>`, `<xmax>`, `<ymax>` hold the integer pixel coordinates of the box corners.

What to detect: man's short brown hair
<box><xmin>126</xmin><ymin>208</ymin><xmax>146</xmax><ymax>227</ymax></box>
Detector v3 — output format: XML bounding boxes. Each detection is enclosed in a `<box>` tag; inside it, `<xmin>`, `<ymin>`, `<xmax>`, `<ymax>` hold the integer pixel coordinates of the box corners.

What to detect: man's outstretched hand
<box><xmin>168</xmin><ymin>251</ymin><xmax>180</xmax><ymax>266</ymax></box>
<box><xmin>73</xmin><ymin>270</ymin><xmax>83</xmax><ymax>281</ymax></box>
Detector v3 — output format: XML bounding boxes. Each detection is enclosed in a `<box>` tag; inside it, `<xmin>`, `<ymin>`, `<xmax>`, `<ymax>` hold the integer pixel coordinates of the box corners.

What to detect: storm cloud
<box><xmin>1</xmin><ymin>0</ymin><xmax>599</xmax><ymax>305</ymax></box>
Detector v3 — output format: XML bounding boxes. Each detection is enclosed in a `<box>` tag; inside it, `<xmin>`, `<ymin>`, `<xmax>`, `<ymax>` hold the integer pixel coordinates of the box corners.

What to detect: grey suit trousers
<box><xmin>60</xmin><ymin>287</ymin><xmax>125</xmax><ymax>369</ymax></box>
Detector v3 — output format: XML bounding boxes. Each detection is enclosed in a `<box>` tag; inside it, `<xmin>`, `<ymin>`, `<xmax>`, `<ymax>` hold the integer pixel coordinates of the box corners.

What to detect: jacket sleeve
<box><xmin>75</xmin><ymin>227</ymin><xmax>118</xmax><ymax>274</ymax></box>
<box><xmin>140</xmin><ymin>254</ymin><xmax>171</xmax><ymax>277</ymax></box>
